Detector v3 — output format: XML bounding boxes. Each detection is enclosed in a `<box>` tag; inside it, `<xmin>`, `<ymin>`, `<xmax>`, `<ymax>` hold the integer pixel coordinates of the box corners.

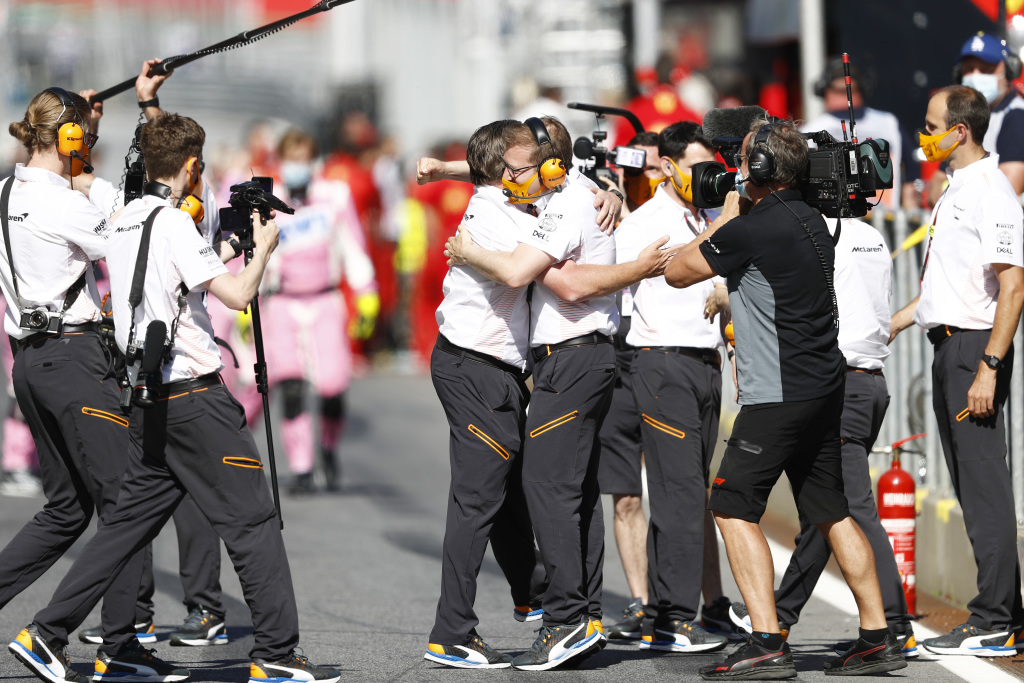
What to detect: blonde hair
<box><xmin>9</xmin><ymin>89</ymin><xmax>90</xmax><ymax>155</ymax></box>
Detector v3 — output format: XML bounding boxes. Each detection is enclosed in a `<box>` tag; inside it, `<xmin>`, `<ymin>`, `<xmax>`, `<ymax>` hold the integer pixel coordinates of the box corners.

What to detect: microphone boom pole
<box><xmin>90</xmin><ymin>0</ymin><xmax>358</xmax><ymax>104</ymax></box>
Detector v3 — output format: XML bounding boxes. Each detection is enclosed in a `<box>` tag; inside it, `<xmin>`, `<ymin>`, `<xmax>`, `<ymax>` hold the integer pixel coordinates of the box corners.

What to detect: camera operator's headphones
<box><xmin>141</xmin><ymin>156</ymin><xmax>204</xmax><ymax>224</ymax></box>
<box><xmin>747</xmin><ymin>123</ymin><xmax>779</xmax><ymax>186</ymax></box>
<box><xmin>45</xmin><ymin>87</ymin><xmax>93</xmax><ymax>176</ymax></box>
<box><xmin>177</xmin><ymin>157</ymin><xmax>204</xmax><ymax>224</ymax></box>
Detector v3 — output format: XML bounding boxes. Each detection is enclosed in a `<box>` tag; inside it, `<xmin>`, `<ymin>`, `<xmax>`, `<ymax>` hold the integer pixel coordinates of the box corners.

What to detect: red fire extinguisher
<box><xmin>877</xmin><ymin>433</ymin><xmax>925</xmax><ymax>616</ymax></box>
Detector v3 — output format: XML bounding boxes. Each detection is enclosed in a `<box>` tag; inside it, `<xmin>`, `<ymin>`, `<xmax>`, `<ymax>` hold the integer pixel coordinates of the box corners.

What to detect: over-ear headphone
<box><xmin>176</xmin><ymin>157</ymin><xmax>204</xmax><ymax>224</ymax></box>
<box><xmin>45</xmin><ymin>87</ymin><xmax>92</xmax><ymax>175</ymax></box>
<box><xmin>525</xmin><ymin>117</ymin><xmax>566</xmax><ymax>190</ymax></box>
<box><xmin>747</xmin><ymin>124</ymin><xmax>777</xmax><ymax>186</ymax></box>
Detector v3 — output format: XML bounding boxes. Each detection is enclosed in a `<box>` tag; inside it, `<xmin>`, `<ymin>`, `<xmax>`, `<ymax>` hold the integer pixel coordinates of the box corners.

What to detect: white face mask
<box><xmin>735</xmin><ymin>170</ymin><xmax>750</xmax><ymax>200</ymax></box>
<box><xmin>962</xmin><ymin>72</ymin><xmax>1001</xmax><ymax>103</ymax></box>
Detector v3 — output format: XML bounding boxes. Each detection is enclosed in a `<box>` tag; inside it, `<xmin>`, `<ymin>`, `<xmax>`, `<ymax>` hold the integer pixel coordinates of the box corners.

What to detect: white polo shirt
<box><xmin>615</xmin><ymin>184</ymin><xmax>723</xmax><ymax>350</ymax></box>
<box><xmin>520</xmin><ymin>176</ymin><xmax>618</xmax><ymax>345</ymax></box>
<box><xmin>914</xmin><ymin>154</ymin><xmax>1024</xmax><ymax>330</ymax></box>
<box><xmin>436</xmin><ymin>185</ymin><xmax>536</xmax><ymax>368</ymax></box>
<box><xmin>834</xmin><ymin>218</ymin><xmax>891</xmax><ymax>370</ymax></box>
<box><xmin>107</xmin><ymin>194</ymin><xmax>228</xmax><ymax>383</ymax></box>
<box><xmin>0</xmin><ymin>165</ymin><xmax>109</xmax><ymax>339</ymax></box>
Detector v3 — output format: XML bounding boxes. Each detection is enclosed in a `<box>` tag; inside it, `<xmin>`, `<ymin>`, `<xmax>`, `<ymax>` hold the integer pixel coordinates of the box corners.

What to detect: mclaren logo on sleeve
<box><xmin>7</xmin><ymin>213</ymin><xmax>27</xmax><ymax>222</ymax></box>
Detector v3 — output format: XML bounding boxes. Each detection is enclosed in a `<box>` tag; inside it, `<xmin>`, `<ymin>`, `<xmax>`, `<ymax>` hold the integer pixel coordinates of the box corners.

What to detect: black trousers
<box><xmin>429</xmin><ymin>341</ymin><xmax>540</xmax><ymax>644</ymax></box>
<box><xmin>33</xmin><ymin>382</ymin><xmax>299</xmax><ymax>661</ymax></box>
<box><xmin>774</xmin><ymin>371</ymin><xmax>912</xmax><ymax>632</ymax></box>
<box><xmin>0</xmin><ymin>331</ymin><xmax>144</xmax><ymax>653</ymax></box>
<box><xmin>631</xmin><ymin>348</ymin><xmax>721</xmax><ymax>624</ymax></box>
<box><xmin>133</xmin><ymin>497</ymin><xmax>225</xmax><ymax>623</ymax></box>
<box><xmin>524</xmin><ymin>342</ymin><xmax>615</xmax><ymax>625</ymax></box>
<box><xmin>932</xmin><ymin>330</ymin><xmax>1023</xmax><ymax>632</ymax></box>
<box><xmin>597</xmin><ymin>344</ymin><xmax>643</xmax><ymax>496</ymax></box>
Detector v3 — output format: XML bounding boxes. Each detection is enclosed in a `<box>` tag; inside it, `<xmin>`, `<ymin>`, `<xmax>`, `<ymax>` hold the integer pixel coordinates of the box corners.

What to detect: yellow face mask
<box><xmin>919</xmin><ymin>126</ymin><xmax>960</xmax><ymax>164</ymax></box>
<box><xmin>624</xmin><ymin>172</ymin><xmax>664</xmax><ymax>206</ymax></box>
<box><xmin>502</xmin><ymin>171</ymin><xmax>542</xmax><ymax>204</ymax></box>
<box><xmin>667</xmin><ymin>159</ymin><xmax>694</xmax><ymax>203</ymax></box>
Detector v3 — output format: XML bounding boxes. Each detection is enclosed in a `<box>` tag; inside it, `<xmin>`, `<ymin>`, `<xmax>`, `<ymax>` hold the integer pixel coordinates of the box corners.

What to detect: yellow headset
<box><xmin>177</xmin><ymin>157</ymin><xmax>205</xmax><ymax>224</ymax></box>
<box><xmin>502</xmin><ymin>117</ymin><xmax>567</xmax><ymax>204</ymax></box>
<box><xmin>526</xmin><ymin>117</ymin><xmax>566</xmax><ymax>190</ymax></box>
<box><xmin>45</xmin><ymin>87</ymin><xmax>92</xmax><ymax>176</ymax></box>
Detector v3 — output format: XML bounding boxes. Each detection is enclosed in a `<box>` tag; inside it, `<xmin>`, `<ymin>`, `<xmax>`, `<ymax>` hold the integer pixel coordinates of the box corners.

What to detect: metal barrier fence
<box><xmin>872</xmin><ymin>208</ymin><xmax>1024</xmax><ymax>524</ymax></box>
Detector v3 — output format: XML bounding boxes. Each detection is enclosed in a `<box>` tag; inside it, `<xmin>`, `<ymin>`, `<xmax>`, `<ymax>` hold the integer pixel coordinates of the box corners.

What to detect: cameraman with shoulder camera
<box><xmin>14</xmin><ymin>114</ymin><xmax>341</xmax><ymax>683</ymax></box>
<box><xmin>664</xmin><ymin>119</ymin><xmax>905</xmax><ymax>679</ymax></box>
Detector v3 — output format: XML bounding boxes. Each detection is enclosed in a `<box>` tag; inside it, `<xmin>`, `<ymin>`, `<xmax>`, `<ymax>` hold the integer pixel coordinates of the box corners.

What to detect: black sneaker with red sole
<box><xmin>699</xmin><ymin>638</ymin><xmax>796</xmax><ymax>680</ymax></box>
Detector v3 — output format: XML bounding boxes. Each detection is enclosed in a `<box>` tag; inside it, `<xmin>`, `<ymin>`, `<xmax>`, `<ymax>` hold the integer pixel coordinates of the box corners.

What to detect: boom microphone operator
<box><xmin>133</xmin><ymin>320</ymin><xmax>167</xmax><ymax>408</ymax></box>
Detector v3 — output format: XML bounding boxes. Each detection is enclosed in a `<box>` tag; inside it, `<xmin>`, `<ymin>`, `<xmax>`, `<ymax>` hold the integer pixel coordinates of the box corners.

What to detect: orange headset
<box><xmin>526</xmin><ymin>117</ymin><xmax>566</xmax><ymax>190</ymax></box>
<box><xmin>502</xmin><ymin>117</ymin><xmax>567</xmax><ymax>204</ymax></box>
<box><xmin>45</xmin><ymin>87</ymin><xmax>93</xmax><ymax>176</ymax></box>
<box><xmin>176</xmin><ymin>157</ymin><xmax>204</xmax><ymax>224</ymax></box>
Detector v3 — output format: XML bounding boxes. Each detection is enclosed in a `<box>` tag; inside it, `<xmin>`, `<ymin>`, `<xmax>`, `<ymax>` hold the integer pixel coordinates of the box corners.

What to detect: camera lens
<box><xmin>28</xmin><ymin>310</ymin><xmax>47</xmax><ymax>329</ymax></box>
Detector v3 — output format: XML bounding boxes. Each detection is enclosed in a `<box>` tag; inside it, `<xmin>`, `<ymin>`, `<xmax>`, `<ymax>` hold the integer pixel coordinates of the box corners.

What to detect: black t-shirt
<box><xmin>699</xmin><ymin>190</ymin><xmax>845</xmax><ymax>404</ymax></box>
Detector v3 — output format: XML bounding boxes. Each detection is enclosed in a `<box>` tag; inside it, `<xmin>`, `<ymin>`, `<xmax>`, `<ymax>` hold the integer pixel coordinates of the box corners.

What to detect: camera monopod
<box><xmin>88</xmin><ymin>0</ymin><xmax>358</xmax><ymax>104</ymax></box>
<box><xmin>242</xmin><ymin>212</ymin><xmax>285</xmax><ymax>528</ymax></box>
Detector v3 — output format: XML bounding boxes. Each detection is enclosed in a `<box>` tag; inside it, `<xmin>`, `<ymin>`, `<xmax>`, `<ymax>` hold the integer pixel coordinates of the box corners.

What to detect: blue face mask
<box><xmin>735</xmin><ymin>170</ymin><xmax>750</xmax><ymax>200</ymax></box>
<box><xmin>281</xmin><ymin>161</ymin><xmax>312</xmax><ymax>190</ymax></box>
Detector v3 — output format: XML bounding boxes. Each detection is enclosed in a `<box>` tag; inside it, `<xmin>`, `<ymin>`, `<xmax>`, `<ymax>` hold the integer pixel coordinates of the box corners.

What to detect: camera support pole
<box><xmin>243</xmin><ymin>221</ymin><xmax>283</xmax><ymax>528</ymax></box>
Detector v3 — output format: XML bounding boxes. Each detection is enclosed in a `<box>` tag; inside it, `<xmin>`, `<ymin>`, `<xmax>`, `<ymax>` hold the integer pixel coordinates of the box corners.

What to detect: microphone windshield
<box><xmin>140</xmin><ymin>321</ymin><xmax>167</xmax><ymax>375</ymax></box>
<box><xmin>701</xmin><ymin>106</ymin><xmax>769</xmax><ymax>144</ymax></box>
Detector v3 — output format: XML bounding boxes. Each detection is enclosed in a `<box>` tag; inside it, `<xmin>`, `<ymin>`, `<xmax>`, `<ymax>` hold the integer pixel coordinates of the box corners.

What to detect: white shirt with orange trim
<box><xmin>107</xmin><ymin>194</ymin><xmax>228</xmax><ymax>383</ymax></box>
<box><xmin>437</xmin><ymin>185</ymin><xmax>536</xmax><ymax>368</ymax></box>
<box><xmin>520</xmin><ymin>176</ymin><xmax>618</xmax><ymax>345</ymax></box>
<box><xmin>615</xmin><ymin>184</ymin><xmax>723</xmax><ymax>350</ymax></box>
<box><xmin>0</xmin><ymin>165</ymin><xmax>109</xmax><ymax>340</ymax></box>
<box><xmin>914</xmin><ymin>153</ymin><xmax>1024</xmax><ymax>330</ymax></box>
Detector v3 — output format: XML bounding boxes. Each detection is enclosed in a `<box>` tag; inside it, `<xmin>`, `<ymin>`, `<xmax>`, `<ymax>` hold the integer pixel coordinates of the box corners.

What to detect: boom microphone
<box><xmin>701</xmin><ymin>106</ymin><xmax>769</xmax><ymax>144</ymax></box>
<box><xmin>70</xmin><ymin>150</ymin><xmax>93</xmax><ymax>175</ymax></box>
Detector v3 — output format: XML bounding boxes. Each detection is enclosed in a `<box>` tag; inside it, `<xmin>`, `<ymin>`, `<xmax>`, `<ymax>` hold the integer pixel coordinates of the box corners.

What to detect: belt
<box><xmin>531</xmin><ymin>333</ymin><xmax>612</xmax><ymax>362</ymax></box>
<box><xmin>847</xmin><ymin>366</ymin><xmax>883</xmax><ymax>375</ymax></box>
<box><xmin>17</xmin><ymin>321</ymin><xmax>100</xmax><ymax>348</ymax></box>
<box><xmin>155</xmin><ymin>373</ymin><xmax>222</xmax><ymax>400</ymax></box>
<box><xmin>436</xmin><ymin>334</ymin><xmax>526</xmax><ymax>376</ymax></box>
<box><xmin>641</xmin><ymin>345</ymin><xmax>721</xmax><ymax>367</ymax></box>
<box><xmin>926</xmin><ymin>325</ymin><xmax>968</xmax><ymax>345</ymax></box>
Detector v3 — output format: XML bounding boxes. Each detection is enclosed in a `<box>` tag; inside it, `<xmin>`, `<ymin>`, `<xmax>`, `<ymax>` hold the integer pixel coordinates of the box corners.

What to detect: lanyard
<box><xmin>919</xmin><ymin>192</ymin><xmax>946</xmax><ymax>283</ymax></box>
<box><xmin>683</xmin><ymin>208</ymin><xmax>708</xmax><ymax>239</ymax></box>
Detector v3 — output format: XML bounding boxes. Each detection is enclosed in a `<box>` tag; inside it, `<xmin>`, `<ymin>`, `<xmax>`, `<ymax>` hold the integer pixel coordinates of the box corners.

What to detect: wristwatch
<box><xmin>609</xmin><ymin>189</ymin><xmax>624</xmax><ymax>203</ymax></box>
<box><xmin>982</xmin><ymin>354</ymin><xmax>1003</xmax><ymax>370</ymax></box>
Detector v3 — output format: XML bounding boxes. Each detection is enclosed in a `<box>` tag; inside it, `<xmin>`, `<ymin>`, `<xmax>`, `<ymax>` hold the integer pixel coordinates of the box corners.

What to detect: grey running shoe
<box><xmin>423</xmin><ymin>634</ymin><xmax>512</xmax><ymax>669</ymax></box>
<box><xmin>640</xmin><ymin>620</ymin><xmax>728</xmax><ymax>653</ymax></box>
<box><xmin>607</xmin><ymin>599</ymin><xmax>644</xmax><ymax>640</ymax></box>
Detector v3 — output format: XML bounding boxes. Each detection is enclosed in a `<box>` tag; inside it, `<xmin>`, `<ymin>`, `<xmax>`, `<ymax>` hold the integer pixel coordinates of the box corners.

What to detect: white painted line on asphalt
<box><xmin>765</xmin><ymin>536</ymin><xmax>1020</xmax><ymax>683</ymax></box>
